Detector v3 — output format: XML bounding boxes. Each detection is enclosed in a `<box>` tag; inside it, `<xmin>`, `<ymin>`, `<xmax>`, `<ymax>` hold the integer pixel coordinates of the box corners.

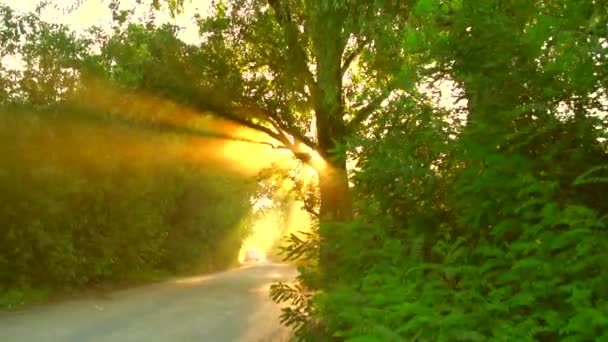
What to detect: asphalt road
<box><xmin>0</xmin><ymin>263</ymin><xmax>297</xmax><ymax>342</ymax></box>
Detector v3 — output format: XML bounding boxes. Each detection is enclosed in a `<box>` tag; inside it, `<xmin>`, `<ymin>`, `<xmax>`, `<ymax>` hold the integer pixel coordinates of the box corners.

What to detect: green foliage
<box><xmin>0</xmin><ymin>4</ymin><xmax>261</xmax><ymax>309</ymax></box>
<box><xmin>268</xmin><ymin>0</ymin><xmax>608</xmax><ymax>341</ymax></box>
<box><xmin>270</xmin><ymin>223</ymin><xmax>326</xmax><ymax>341</ymax></box>
<box><xmin>311</xmin><ymin>117</ymin><xmax>607</xmax><ymax>341</ymax></box>
<box><xmin>0</xmin><ymin>287</ymin><xmax>50</xmax><ymax>310</ymax></box>
<box><xmin>0</xmin><ymin>105</ymin><xmax>255</xmax><ymax>308</ymax></box>
<box><xmin>0</xmin><ymin>7</ymin><xmax>253</xmax><ymax>307</ymax></box>
<box><xmin>3</xmin><ymin>2</ymin><xmax>608</xmax><ymax>341</ymax></box>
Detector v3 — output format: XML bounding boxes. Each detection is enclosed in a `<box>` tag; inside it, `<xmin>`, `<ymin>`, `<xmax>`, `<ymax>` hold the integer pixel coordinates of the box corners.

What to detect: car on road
<box><xmin>244</xmin><ymin>249</ymin><xmax>261</xmax><ymax>262</ymax></box>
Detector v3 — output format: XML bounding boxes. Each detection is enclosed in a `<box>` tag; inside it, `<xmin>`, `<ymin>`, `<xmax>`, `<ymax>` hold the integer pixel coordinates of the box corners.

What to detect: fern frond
<box><xmin>573</xmin><ymin>164</ymin><xmax>608</xmax><ymax>186</ymax></box>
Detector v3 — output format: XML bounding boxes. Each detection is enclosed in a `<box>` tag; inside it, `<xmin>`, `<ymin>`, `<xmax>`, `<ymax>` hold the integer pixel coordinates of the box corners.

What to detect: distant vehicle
<box><xmin>244</xmin><ymin>249</ymin><xmax>261</xmax><ymax>262</ymax></box>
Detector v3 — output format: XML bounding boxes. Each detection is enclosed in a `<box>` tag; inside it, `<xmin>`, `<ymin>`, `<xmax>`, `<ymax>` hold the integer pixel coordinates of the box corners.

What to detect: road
<box><xmin>0</xmin><ymin>263</ymin><xmax>297</xmax><ymax>342</ymax></box>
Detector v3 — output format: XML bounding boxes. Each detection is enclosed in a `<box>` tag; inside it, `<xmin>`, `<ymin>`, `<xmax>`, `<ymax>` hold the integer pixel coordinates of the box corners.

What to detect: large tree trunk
<box><xmin>316</xmin><ymin>152</ymin><xmax>352</xmax><ymax>284</ymax></box>
<box><xmin>318</xmin><ymin>158</ymin><xmax>353</xmax><ymax>222</ymax></box>
<box><xmin>311</xmin><ymin>11</ymin><xmax>351</xmax><ymax>222</ymax></box>
<box><xmin>308</xmin><ymin>4</ymin><xmax>353</xmax><ymax>282</ymax></box>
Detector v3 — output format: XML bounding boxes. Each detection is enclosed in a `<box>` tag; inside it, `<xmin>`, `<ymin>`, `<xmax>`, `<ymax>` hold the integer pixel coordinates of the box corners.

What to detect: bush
<box><xmin>286</xmin><ymin>1</ymin><xmax>608</xmax><ymax>340</ymax></box>
<box><xmin>310</xmin><ymin>111</ymin><xmax>608</xmax><ymax>341</ymax></box>
<box><xmin>0</xmin><ymin>106</ymin><xmax>256</xmax><ymax>305</ymax></box>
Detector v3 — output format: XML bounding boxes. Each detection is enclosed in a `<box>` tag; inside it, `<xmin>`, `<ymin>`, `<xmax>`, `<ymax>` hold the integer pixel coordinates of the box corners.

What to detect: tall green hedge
<box><xmin>0</xmin><ymin>106</ymin><xmax>255</xmax><ymax>305</ymax></box>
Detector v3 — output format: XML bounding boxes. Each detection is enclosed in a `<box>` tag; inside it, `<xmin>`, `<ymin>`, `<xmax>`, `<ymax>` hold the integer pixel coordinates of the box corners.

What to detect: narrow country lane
<box><xmin>0</xmin><ymin>263</ymin><xmax>297</xmax><ymax>342</ymax></box>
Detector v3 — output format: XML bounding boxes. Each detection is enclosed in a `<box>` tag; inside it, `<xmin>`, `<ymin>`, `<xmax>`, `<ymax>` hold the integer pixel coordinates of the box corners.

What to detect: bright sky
<box><xmin>0</xmin><ymin>0</ymin><xmax>212</xmax><ymax>44</ymax></box>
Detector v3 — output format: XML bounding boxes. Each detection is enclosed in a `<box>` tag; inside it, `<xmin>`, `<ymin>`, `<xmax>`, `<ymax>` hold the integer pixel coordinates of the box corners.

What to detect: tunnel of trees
<box><xmin>2</xmin><ymin>0</ymin><xmax>608</xmax><ymax>340</ymax></box>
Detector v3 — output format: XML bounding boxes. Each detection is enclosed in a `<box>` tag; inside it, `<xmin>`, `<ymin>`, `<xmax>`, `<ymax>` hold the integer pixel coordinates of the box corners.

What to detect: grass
<box><xmin>0</xmin><ymin>287</ymin><xmax>52</xmax><ymax>310</ymax></box>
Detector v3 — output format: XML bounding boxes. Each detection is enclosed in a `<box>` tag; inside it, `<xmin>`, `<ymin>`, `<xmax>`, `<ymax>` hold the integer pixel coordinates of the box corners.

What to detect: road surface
<box><xmin>0</xmin><ymin>263</ymin><xmax>297</xmax><ymax>342</ymax></box>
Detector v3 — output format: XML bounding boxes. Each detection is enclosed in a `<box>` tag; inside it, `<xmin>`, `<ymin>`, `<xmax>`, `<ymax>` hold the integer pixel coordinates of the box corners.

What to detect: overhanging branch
<box><xmin>341</xmin><ymin>41</ymin><xmax>366</xmax><ymax>79</ymax></box>
<box><xmin>273</xmin><ymin>114</ymin><xmax>318</xmax><ymax>151</ymax></box>
<box><xmin>302</xmin><ymin>203</ymin><xmax>320</xmax><ymax>218</ymax></box>
<box><xmin>209</xmin><ymin>106</ymin><xmax>286</xmax><ymax>144</ymax></box>
<box><xmin>239</xmin><ymin>101</ymin><xmax>318</xmax><ymax>152</ymax></box>
<box><xmin>202</xmin><ymin>102</ymin><xmax>322</xmax><ymax>168</ymax></box>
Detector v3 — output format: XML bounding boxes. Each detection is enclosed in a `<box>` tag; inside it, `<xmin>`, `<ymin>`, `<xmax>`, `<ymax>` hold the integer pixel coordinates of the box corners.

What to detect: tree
<box><xmin>67</xmin><ymin>0</ymin><xmax>415</xmax><ymax>276</ymax></box>
<box><xmin>133</xmin><ymin>0</ymin><xmax>414</xmax><ymax>224</ymax></box>
<box><xmin>303</xmin><ymin>0</ymin><xmax>608</xmax><ymax>340</ymax></box>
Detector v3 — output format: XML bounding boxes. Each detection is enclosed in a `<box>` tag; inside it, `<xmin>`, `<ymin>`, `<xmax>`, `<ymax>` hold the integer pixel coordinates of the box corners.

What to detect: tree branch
<box><xmin>239</xmin><ymin>102</ymin><xmax>318</xmax><ymax>152</ymax></box>
<box><xmin>341</xmin><ymin>41</ymin><xmax>366</xmax><ymax>79</ymax></box>
<box><xmin>267</xmin><ymin>0</ymin><xmax>317</xmax><ymax>96</ymax></box>
<box><xmin>198</xmin><ymin>100</ymin><xmax>325</xmax><ymax>169</ymax></box>
<box><xmin>302</xmin><ymin>203</ymin><xmax>320</xmax><ymax>218</ymax></box>
<box><xmin>172</xmin><ymin>125</ymin><xmax>288</xmax><ymax>148</ymax></box>
<box><xmin>347</xmin><ymin>81</ymin><xmax>399</xmax><ymax>132</ymax></box>
<box><xmin>208</xmin><ymin>106</ymin><xmax>286</xmax><ymax>144</ymax></box>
